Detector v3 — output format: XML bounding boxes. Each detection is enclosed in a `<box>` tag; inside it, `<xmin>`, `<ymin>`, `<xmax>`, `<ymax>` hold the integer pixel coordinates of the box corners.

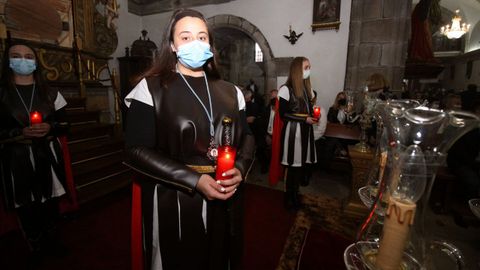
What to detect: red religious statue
<box><xmin>408</xmin><ymin>0</ymin><xmax>437</xmax><ymax>62</ymax></box>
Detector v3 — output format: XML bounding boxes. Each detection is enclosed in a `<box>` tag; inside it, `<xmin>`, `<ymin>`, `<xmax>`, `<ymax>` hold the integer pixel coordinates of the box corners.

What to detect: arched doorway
<box><xmin>207</xmin><ymin>14</ymin><xmax>277</xmax><ymax>100</ymax></box>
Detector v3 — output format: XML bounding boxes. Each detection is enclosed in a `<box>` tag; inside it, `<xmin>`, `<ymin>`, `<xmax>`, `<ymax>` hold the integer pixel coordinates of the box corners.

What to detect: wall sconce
<box><xmin>284</xmin><ymin>25</ymin><xmax>303</xmax><ymax>45</ymax></box>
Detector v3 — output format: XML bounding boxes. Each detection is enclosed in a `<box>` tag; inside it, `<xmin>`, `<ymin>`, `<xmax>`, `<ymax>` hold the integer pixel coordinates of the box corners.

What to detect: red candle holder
<box><xmin>313</xmin><ymin>106</ymin><xmax>321</xmax><ymax>119</ymax></box>
<box><xmin>215</xmin><ymin>146</ymin><xmax>236</xmax><ymax>180</ymax></box>
<box><xmin>30</xmin><ymin>111</ymin><xmax>43</xmax><ymax>125</ymax></box>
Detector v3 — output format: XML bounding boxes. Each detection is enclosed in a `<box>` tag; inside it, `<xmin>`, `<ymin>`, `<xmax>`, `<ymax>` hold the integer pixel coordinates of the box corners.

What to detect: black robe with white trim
<box><xmin>278</xmin><ymin>85</ymin><xmax>317</xmax><ymax>167</ymax></box>
<box><xmin>124</xmin><ymin>73</ymin><xmax>254</xmax><ymax>270</ymax></box>
<box><xmin>0</xmin><ymin>85</ymin><xmax>68</xmax><ymax>209</ymax></box>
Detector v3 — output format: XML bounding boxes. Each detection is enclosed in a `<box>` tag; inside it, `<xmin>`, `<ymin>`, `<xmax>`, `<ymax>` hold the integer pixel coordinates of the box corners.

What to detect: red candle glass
<box><xmin>215</xmin><ymin>146</ymin><xmax>236</xmax><ymax>180</ymax></box>
<box><xmin>313</xmin><ymin>106</ymin><xmax>321</xmax><ymax>119</ymax></box>
<box><xmin>30</xmin><ymin>111</ymin><xmax>43</xmax><ymax>125</ymax></box>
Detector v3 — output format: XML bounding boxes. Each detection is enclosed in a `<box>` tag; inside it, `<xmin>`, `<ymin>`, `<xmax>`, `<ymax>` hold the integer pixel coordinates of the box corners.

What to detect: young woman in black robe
<box><xmin>124</xmin><ymin>9</ymin><xmax>254</xmax><ymax>270</ymax></box>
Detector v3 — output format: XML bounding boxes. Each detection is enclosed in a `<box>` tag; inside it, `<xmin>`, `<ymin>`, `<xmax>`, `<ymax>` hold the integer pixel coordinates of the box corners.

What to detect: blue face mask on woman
<box><xmin>176</xmin><ymin>40</ymin><xmax>213</xmax><ymax>69</ymax></box>
<box><xmin>9</xmin><ymin>58</ymin><xmax>37</xmax><ymax>75</ymax></box>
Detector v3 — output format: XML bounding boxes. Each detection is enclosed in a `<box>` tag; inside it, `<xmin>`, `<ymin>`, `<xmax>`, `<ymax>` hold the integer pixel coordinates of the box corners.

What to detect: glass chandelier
<box><xmin>440</xmin><ymin>9</ymin><xmax>470</xmax><ymax>39</ymax></box>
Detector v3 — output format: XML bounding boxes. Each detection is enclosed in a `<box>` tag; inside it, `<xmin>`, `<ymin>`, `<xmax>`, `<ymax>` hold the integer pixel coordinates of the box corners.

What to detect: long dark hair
<box><xmin>0</xmin><ymin>40</ymin><xmax>53</xmax><ymax>108</ymax></box>
<box><xmin>139</xmin><ymin>8</ymin><xmax>221</xmax><ymax>87</ymax></box>
<box><xmin>284</xmin><ymin>56</ymin><xmax>312</xmax><ymax>100</ymax></box>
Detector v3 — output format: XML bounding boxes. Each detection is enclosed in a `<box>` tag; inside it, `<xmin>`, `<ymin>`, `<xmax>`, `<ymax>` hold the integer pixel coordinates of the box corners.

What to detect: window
<box><xmin>255</xmin><ymin>43</ymin><xmax>263</xmax><ymax>62</ymax></box>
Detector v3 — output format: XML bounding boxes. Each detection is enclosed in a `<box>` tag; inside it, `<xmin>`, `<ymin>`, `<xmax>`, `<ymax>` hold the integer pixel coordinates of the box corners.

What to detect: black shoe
<box><xmin>300</xmin><ymin>176</ymin><xmax>310</xmax><ymax>186</ymax></box>
<box><xmin>284</xmin><ymin>193</ymin><xmax>299</xmax><ymax>211</ymax></box>
<box><xmin>292</xmin><ymin>192</ymin><xmax>303</xmax><ymax>210</ymax></box>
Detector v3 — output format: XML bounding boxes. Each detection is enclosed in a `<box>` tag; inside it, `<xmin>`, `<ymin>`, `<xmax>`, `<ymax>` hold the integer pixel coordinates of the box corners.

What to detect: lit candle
<box><xmin>313</xmin><ymin>106</ymin><xmax>321</xmax><ymax>119</ymax></box>
<box><xmin>30</xmin><ymin>111</ymin><xmax>42</xmax><ymax>125</ymax></box>
<box><xmin>215</xmin><ymin>146</ymin><xmax>236</xmax><ymax>180</ymax></box>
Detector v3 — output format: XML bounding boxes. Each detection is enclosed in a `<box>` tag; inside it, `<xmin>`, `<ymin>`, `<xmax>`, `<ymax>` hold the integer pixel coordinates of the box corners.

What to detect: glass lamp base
<box><xmin>344</xmin><ymin>241</ymin><xmax>421</xmax><ymax>270</ymax></box>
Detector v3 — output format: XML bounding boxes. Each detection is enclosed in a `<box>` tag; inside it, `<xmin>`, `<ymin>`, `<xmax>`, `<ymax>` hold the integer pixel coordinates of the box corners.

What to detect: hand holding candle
<box><xmin>30</xmin><ymin>111</ymin><xmax>42</xmax><ymax>125</ymax></box>
<box><xmin>313</xmin><ymin>106</ymin><xmax>321</xmax><ymax>119</ymax></box>
<box><xmin>215</xmin><ymin>146</ymin><xmax>236</xmax><ymax>180</ymax></box>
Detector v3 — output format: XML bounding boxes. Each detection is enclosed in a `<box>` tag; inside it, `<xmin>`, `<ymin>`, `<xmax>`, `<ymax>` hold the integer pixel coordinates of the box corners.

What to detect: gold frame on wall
<box><xmin>311</xmin><ymin>0</ymin><xmax>341</xmax><ymax>31</ymax></box>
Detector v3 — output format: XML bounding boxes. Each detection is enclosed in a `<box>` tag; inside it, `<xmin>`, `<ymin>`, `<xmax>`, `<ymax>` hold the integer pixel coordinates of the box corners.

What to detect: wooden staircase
<box><xmin>65</xmin><ymin>97</ymin><xmax>131</xmax><ymax>204</ymax></box>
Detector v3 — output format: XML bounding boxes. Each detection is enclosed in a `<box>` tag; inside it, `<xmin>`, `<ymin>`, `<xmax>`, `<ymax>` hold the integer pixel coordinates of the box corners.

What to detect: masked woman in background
<box><xmin>327</xmin><ymin>91</ymin><xmax>348</xmax><ymax>124</ymax></box>
<box><xmin>277</xmin><ymin>56</ymin><xmax>317</xmax><ymax>210</ymax></box>
<box><xmin>124</xmin><ymin>9</ymin><xmax>254</xmax><ymax>270</ymax></box>
<box><xmin>0</xmin><ymin>41</ymin><xmax>70</xmax><ymax>261</ymax></box>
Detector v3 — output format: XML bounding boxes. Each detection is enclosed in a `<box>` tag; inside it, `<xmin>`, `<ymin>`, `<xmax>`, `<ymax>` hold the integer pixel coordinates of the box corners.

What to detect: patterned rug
<box><xmin>276</xmin><ymin>193</ymin><xmax>361</xmax><ymax>270</ymax></box>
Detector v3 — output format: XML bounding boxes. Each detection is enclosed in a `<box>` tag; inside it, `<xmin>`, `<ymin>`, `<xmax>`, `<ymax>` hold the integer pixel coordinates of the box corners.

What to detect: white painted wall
<box><xmin>111</xmin><ymin>0</ymin><xmax>352</xmax><ymax>110</ymax></box>
<box><xmin>468</xmin><ymin>21</ymin><xmax>480</xmax><ymax>52</ymax></box>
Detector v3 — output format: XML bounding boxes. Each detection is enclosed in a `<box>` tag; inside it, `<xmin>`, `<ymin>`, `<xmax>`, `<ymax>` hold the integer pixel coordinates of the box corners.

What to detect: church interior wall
<box><xmin>468</xmin><ymin>21</ymin><xmax>480</xmax><ymax>52</ymax></box>
<box><xmin>440</xmin><ymin>50</ymin><xmax>480</xmax><ymax>91</ymax></box>
<box><xmin>110</xmin><ymin>0</ymin><xmax>352</xmax><ymax>110</ymax></box>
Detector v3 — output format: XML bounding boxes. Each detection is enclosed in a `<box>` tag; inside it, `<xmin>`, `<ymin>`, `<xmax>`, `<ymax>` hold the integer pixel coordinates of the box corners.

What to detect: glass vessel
<box><xmin>358</xmin><ymin>100</ymin><xmax>421</xmax><ymax>217</ymax></box>
<box><xmin>346</xmin><ymin>103</ymin><xmax>480</xmax><ymax>270</ymax></box>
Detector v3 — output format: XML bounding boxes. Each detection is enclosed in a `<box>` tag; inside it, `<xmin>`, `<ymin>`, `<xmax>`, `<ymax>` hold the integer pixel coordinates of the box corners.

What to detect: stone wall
<box><xmin>345</xmin><ymin>0</ymin><xmax>411</xmax><ymax>93</ymax></box>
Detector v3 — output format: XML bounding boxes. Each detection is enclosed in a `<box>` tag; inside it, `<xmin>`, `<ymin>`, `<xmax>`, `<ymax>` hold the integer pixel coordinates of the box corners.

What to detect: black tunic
<box><xmin>124</xmin><ymin>73</ymin><xmax>254</xmax><ymax>270</ymax></box>
<box><xmin>0</xmin><ymin>84</ymin><xmax>68</xmax><ymax>209</ymax></box>
<box><xmin>278</xmin><ymin>85</ymin><xmax>317</xmax><ymax>166</ymax></box>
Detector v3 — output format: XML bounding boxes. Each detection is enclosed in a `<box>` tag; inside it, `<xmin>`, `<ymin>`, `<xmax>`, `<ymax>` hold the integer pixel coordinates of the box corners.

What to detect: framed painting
<box><xmin>311</xmin><ymin>0</ymin><xmax>341</xmax><ymax>31</ymax></box>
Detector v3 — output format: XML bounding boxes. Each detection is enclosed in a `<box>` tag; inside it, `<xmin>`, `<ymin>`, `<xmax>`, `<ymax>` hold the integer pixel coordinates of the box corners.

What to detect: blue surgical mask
<box><xmin>9</xmin><ymin>58</ymin><xmax>36</xmax><ymax>75</ymax></box>
<box><xmin>176</xmin><ymin>40</ymin><xmax>213</xmax><ymax>69</ymax></box>
<box><xmin>303</xmin><ymin>69</ymin><xmax>311</xmax><ymax>79</ymax></box>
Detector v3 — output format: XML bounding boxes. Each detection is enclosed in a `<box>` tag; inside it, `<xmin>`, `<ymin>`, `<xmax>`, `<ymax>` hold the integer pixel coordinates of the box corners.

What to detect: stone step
<box><xmin>68</xmin><ymin>123</ymin><xmax>115</xmax><ymax>143</ymax></box>
<box><xmin>75</xmin><ymin>166</ymin><xmax>131</xmax><ymax>205</ymax></box>
<box><xmin>66</xmin><ymin>110</ymin><xmax>101</xmax><ymax>125</ymax></box>
<box><xmin>72</xmin><ymin>150</ymin><xmax>125</xmax><ymax>184</ymax></box>
<box><xmin>65</xmin><ymin>97</ymin><xmax>86</xmax><ymax>111</ymax></box>
<box><xmin>74</xmin><ymin>161</ymin><xmax>130</xmax><ymax>193</ymax></box>
<box><xmin>68</xmin><ymin>137</ymin><xmax>124</xmax><ymax>163</ymax></box>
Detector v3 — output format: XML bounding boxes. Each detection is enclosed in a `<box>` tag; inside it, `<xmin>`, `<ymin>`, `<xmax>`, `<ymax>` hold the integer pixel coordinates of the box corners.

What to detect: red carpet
<box><xmin>0</xmin><ymin>188</ymin><xmax>131</xmax><ymax>270</ymax></box>
<box><xmin>243</xmin><ymin>184</ymin><xmax>297</xmax><ymax>270</ymax></box>
<box><xmin>297</xmin><ymin>226</ymin><xmax>351</xmax><ymax>270</ymax></box>
<box><xmin>0</xmin><ymin>184</ymin><xmax>297</xmax><ymax>270</ymax></box>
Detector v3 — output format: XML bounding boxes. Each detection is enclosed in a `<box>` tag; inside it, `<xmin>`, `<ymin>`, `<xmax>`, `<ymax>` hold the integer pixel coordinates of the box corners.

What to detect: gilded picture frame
<box><xmin>312</xmin><ymin>0</ymin><xmax>341</xmax><ymax>31</ymax></box>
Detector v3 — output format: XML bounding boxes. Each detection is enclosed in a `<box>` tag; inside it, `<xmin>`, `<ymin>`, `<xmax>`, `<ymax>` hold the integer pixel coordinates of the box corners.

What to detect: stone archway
<box><xmin>207</xmin><ymin>14</ymin><xmax>278</xmax><ymax>98</ymax></box>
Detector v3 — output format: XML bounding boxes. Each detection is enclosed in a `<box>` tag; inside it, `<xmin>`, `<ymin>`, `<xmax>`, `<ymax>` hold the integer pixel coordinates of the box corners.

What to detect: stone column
<box><xmin>345</xmin><ymin>0</ymin><xmax>411</xmax><ymax>94</ymax></box>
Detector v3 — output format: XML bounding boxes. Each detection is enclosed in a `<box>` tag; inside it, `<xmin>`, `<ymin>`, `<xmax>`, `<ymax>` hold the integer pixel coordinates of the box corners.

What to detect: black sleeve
<box><xmin>0</xmin><ymin>99</ymin><xmax>23</xmax><ymax>141</ymax></box>
<box><xmin>124</xmin><ymin>99</ymin><xmax>200</xmax><ymax>194</ymax></box>
<box><xmin>125</xmin><ymin>100</ymin><xmax>156</xmax><ymax>148</ymax></box>
<box><xmin>0</xmin><ymin>112</ymin><xmax>22</xmax><ymax>141</ymax></box>
<box><xmin>50</xmin><ymin>107</ymin><xmax>70</xmax><ymax>136</ymax></box>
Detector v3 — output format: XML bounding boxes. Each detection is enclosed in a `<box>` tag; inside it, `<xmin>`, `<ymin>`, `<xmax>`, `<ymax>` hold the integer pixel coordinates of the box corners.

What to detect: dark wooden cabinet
<box><xmin>118</xmin><ymin>56</ymin><xmax>152</xmax><ymax>97</ymax></box>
